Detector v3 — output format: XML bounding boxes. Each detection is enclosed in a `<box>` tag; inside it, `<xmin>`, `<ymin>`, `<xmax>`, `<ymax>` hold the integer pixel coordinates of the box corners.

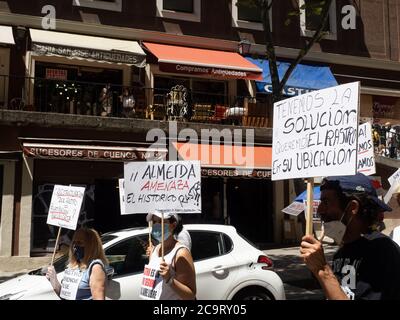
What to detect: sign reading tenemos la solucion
<box><xmin>272</xmin><ymin>82</ymin><xmax>360</xmax><ymax>181</ymax></box>
<box><xmin>46</xmin><ymin>185</ymin><xmax>85</xmax><ymax>230</ymax></box>
<box><xmin>123</xmin><ymin>161</ymin><xmax>201</xmax><ymax>214</ymax></box>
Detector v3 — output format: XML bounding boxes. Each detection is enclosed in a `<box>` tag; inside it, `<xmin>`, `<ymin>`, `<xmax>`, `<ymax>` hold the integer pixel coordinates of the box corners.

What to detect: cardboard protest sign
<box><xmin>46</xmin><ymin>185</ymin><xmax>85</xmax><ymax>230</ymax></box>
<box><xmin>140</xmin><ymin>264</ymin><xmax>161</xmax><ymax>300</ymax></box>
<box><xmin>384</xmin><ymin>180</ymin><xmax>400</xmax><ymax>204</ymax></box>
<box><xmin>272</xmin><ymin>82</ymin><xmax>360</xmax><ymax>181</ymax></box>
<box><xmin>388</xmin><ymin>168</ymin><xmax>400</xmax><ymax>186</ymax></box>
<box><xmin>124</xmin><ymin>161</ymin><xmax>201</xmax><ymax>214</ymax></box>
<box><xmin>118</xmin><ymin>178</ymin><xmax>127</xmax><ymax>215</ymax></box>
<box><xmin>384</xmin><ymin>169</ymin><xmax>400</xmax><ymax>204</ymax></box>
<box><xmin>304</xmin><ymin>200</ymin><xmax>321</xmax><ymax>222</ymax></box>
<box><xmin>357</xmin><ymin>122</ymin><xmax>376</xmax><ymax>176</ymax></box>
<box><xmin>59</xmin><ymin>268</ymin><xmax>83</xmax><ymax>300</ymax></box>
<box><xmin>282</xmin><ymin>201</ymin><xmax>305</xmax><ymax>216</ymax></box>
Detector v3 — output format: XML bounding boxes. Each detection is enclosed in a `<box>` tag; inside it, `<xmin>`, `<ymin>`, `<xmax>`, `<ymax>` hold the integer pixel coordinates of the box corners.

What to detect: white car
<box><xmin>0</xmin><ymin>224</ymin><xmax>285</xmax><ymax>300</ymax></box>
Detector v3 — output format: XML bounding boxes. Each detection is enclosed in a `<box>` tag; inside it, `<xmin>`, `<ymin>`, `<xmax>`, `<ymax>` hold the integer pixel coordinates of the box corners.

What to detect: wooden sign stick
<box><xmin>148</xmin><ymin>220</ymin><xmax>153</xmax><ymax>247</ymax></box>
<box><xmin>305</xmin><ymin>178</ymin><xmax>315</xmax><ymax>236</ymax></box>
<box><xmin>161</xmin><ymin>212</ymin><xmax>164</xmax><ymax>260</ymax></box>
<box><xmin>51</xmin><ymin>227</ymin><xmax>62</xmax><ymax>265</ymax></box>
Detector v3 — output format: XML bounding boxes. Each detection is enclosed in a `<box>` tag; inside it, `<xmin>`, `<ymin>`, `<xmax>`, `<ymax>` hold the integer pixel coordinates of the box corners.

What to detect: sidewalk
<box><xmin>264</xmin><ymin>244</ymin><xmax>338</xmax><ymax>300</ymax></box>
<box><xmin>0</xmin><ymin>256</ymin><xmax>52</xmax><ymax>283</ymax></box>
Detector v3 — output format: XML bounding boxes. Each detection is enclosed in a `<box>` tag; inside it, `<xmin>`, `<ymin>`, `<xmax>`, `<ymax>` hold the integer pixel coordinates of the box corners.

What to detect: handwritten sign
<box><xmin>388</xmin><ymin>168</ymin><xmax>400</xmax><ymax>186</ymax></box>
<box><xmin>384</xmin><ymin>180</ymin><xmax>400</xmax><ymax>204</ymax></box>
<box><xmin>272</xmin><ymin>82</ymin><xmax>360</xmax><ymax>180</ymax></box>
<box><xmin>123</xmin><ymin>161</ymin><xmax>201</xmax><ymax>214</ymax></box>
<box><xmin>47</xmin><ymin>185</ymin><xmax>85</xmax><ymax>230</ymax></box>
<box><xmin>357</xmin><ymin>122</ymin><xmax>376</xmax><ymax>176</ymax></box>
<box><xmin>282</xmin><ymin>202</ymin><xmax>305</xmax><ymax>216</ymax></box>
<box><xmin>304</xmin><ymin>200</ymin><xmax>321</xmax><ymax>222</ymax></box>
<box><xmin>118</xmin><ymin>179</ymin><xmax>127</xmax><ymax>215</ymax></box>
<box><xmin>60</xmin><ymin>268</ymin><xmax>83</xmax><ymax>300</ymax></box>
<box><xmin>139</xmin><ymin>264</ymin><xmax>161</xmax><ymax>300</ymax></box>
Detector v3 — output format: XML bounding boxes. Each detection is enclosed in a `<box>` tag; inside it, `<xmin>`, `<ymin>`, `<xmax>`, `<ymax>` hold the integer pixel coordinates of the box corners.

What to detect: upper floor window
<box><xmin>237</xmin><ymin>0</ymin><xmax>262</xmax><ymax>23</ymax></box>
<box><xmin>73</xmin><ymin>0</ymin><xmax>122</xmax><ymax>12</ymax></box>
<box><xmin>231</xmin><ymin>0</ymin><xmax>271</xmax><ymax>31</ymax></box>
<box><xmin>164</xmin><ymin>0</ymin><xmax>194</xmax><ymax>13</ymax></box>
<box><xmin>156</xmin><ymin>0</ymin><xmax>201</xmax><ymax>22</ymax></box>
<box><xmin>299</xmin><ymin>0</ymin><xmax>337</xmax><ymax>40</ymax></box>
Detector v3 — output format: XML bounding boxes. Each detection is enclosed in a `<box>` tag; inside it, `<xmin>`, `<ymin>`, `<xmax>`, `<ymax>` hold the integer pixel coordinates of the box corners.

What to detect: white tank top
<box><xmin>141</xmin><ymin>244</ymin><xmax>186</xmax><ymax>300</ymax></box>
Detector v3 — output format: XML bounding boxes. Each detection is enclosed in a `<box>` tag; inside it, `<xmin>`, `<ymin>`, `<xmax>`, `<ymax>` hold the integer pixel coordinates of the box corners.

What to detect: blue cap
<box><xmin>324</xmin><ymin>173</ymin><xmax>392</xmax><ymax>212</ymax></box>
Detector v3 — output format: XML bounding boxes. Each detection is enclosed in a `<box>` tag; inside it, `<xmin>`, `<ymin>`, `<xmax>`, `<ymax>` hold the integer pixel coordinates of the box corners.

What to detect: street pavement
<box><xmin>264</xmin><ymin>244</ymin><xmax>338</xmax><ymax>300</ymax></box>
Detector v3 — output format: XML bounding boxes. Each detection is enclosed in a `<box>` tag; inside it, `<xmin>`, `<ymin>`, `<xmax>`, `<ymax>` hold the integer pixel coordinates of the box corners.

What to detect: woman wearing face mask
<box><xmin>140</xmin><ymin>211</ymin><xmax>196</xmax><ymax>300</ymax></box>
<box><xmin>46</xmin><ymin>228</ymin><xmax>109</xmax><ymax>300</ymax></box>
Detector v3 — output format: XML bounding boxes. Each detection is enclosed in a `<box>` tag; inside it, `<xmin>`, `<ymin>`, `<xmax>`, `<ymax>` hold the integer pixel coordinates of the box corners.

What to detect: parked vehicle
<box><xmin>0</xmin><ymin>224</ymin><xmax>285</xmax><ymax>300</ymax></box>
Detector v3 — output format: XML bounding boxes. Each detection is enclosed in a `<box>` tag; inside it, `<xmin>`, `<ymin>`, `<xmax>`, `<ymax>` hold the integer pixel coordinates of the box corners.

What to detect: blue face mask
<box><xmin>151</xmin><ymin>223</ymin><xmax>171</xmax><ymax>242</ymax></box>
<box><xmin>73</xmin><ymin>245</ymin><xmax>85</xmax><ymax>262</ymax></box>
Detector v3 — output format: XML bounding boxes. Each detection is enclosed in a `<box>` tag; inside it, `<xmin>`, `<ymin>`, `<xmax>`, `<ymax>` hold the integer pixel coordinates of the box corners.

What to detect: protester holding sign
<box><xmin>46</xmin><ymin>228</ymin><xmax>109</xmax><ymax>300</ymax></box>
<box><xmin>300</xmin><ymin>173</ymin><xmax>400</xmax><ymax>300</ymax></box>
<box><xmin>140</xmin><ymin>211</ymin><xmax>196</xmax><ymax>300</ymax></box>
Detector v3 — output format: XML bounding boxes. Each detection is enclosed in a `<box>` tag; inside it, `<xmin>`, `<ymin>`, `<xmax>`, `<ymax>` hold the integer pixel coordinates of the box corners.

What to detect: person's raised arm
<box><xmin>300</xmin><ymin>235</ymin><xmax>349</xmax><ymax>300</ymax></box>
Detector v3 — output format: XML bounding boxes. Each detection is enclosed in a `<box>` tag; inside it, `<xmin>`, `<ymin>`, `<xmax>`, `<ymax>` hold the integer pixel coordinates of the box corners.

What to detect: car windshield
<box><xmin>29</xmin><ymin>233</ymin><xmax>118</xmax><ymax>275</ymax></box>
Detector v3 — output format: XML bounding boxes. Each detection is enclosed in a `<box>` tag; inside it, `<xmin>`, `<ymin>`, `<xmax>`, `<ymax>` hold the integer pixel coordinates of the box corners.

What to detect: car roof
<box><xmin>103</xmin><ymin>224</ymin><xmax>238</xmax><ymax>239</ymax></box>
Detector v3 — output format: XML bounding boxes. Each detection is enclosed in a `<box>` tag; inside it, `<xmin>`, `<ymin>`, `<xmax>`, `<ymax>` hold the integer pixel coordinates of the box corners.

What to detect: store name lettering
<box><xmin>175</xmin><ymin>64</ymin><xmax>248</xmax><ymax>78</ymax></box>
<box><xmin>263</xmin><ymin>85</ymin><xmax>314</xmax><ymax>97</ymax></box>
<box><xmin>32</xmin><ymin>44</ymin><xmax>139</xmax><ymax>64</ymax></box>
<box><xmin>201</xmin><ymin>169</ymin><xmax>271</xmax><ymax>179</ymax></box>
<box><xmin>25</xmin><ymin>147</ymin><xmax>140</xmax><ymax>160</ymax></box>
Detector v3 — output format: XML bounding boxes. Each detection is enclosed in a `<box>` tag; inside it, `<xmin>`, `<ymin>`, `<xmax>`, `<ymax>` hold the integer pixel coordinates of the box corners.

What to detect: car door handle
<box><xmin>211</xmin><ymin>266</ymin><xmax>227</xmax><ymax>276</ymax></box>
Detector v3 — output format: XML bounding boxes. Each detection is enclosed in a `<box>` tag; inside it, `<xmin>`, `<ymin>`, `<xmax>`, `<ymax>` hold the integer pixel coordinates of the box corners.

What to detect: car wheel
<box><xmin>233</xmin><ymin>287</ymin><xmax>274</xmax><ymax>301</ymax></box>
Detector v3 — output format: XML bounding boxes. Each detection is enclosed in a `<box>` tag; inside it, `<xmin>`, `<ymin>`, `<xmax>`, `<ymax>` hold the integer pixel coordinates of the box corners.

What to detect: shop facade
<box><xmin>0</xmin><ymin>136</ymin><xmax>167</xmax><ymax>256</ymax></box>
<box><xmin>172</xmin><ymin>141</ymin><xmax>276</xmax><ymax>246</ymax></box>
<box><xmin>143</xmin><ymin>42</ymin><xmax>263</xmax><ymax>123</ymax></box>
<box><xmin>24</xmin><ymin>29</ymin><xmax>146</xmax><ymax>117</ymax></box>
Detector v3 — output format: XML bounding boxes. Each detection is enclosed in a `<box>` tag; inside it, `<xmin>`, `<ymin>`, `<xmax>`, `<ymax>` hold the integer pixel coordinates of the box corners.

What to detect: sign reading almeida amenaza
<box><xmin>272</xmin><ymin>82</ymin><xmax>360</xmax><ymax>181</ymax></box>
<box><xmin>124</xmin><ymin>161</ymin><xmax>201</xmax><ymax>214</ymax></box>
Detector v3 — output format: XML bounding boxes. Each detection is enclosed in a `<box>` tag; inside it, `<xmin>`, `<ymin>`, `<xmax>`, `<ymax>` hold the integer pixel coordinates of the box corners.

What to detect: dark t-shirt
<box><xmin>332</xmin><ymin>231</ymin><xmax>400</xmax><ymax>300</ymax></box>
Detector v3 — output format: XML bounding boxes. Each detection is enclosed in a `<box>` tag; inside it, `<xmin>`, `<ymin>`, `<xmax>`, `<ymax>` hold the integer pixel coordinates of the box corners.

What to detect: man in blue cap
<box><xmin>300</xmin><ymin>173</ymin><xmax>400</xmax><ymax>300</ymax></box>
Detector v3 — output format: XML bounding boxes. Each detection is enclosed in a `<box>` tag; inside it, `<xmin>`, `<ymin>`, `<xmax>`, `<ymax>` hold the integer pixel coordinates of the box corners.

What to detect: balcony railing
<box><xmin>0</xmin><ymin>75</ymin><xmax>271</xmax><ymax>127</ymax></box>
<box><xmin>373</xmin><ymin>124</ymin><xmax>400</xmax><ymax>160</ymax></box>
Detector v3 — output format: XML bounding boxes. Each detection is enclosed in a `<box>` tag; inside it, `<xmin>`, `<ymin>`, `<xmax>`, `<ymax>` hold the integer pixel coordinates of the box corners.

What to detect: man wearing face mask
<box><xmin>140</xmin><ymin>211</ymin><xmax>196</xmax><ymax>300</ymax></box>
<box><xmin>300</xmin><ymin>173</ymin><xmax>400</xmax><ymax>300</ymax></box>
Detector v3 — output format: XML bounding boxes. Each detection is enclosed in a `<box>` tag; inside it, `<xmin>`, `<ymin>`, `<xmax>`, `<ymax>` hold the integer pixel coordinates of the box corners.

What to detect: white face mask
<box><xmin>323</xmin><ymin>220</ymin><xmax>347</xmax><ymax>244</ymax></box>
<box><xmin>322</xmin><ymin>205</ymin><xmax>353</xmax><ymax>245</ymax></box>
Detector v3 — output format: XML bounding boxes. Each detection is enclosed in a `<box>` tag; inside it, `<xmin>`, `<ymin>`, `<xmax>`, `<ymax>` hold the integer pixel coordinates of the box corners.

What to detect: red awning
<box><xmin>173</xmin><ymin>142</ymin><xmax>271</xmax><ymax>169</ymax></box>
<box><xmin>144</xmin><ymin>42</ymin><xmax>263</xmax><ymax>80</ymax></box>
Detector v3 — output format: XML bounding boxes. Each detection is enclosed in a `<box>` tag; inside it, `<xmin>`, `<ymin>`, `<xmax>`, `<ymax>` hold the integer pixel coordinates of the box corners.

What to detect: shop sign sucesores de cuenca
<box><xmin>22</xmin><ymin>144</ymin><xmax>167</xmax><ymax>162</ymax></box>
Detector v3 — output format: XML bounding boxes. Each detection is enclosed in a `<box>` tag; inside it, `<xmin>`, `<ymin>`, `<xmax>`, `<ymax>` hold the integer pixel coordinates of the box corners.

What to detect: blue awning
<box><xmin>246</xmin><ymin>57</ymin><xmax>338</xmax><ymax>97</ymax></box>
<box><xmin>295</xmin><ymin>186</ymin><xmax>321</xmax><ymax>202</ymax></box>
